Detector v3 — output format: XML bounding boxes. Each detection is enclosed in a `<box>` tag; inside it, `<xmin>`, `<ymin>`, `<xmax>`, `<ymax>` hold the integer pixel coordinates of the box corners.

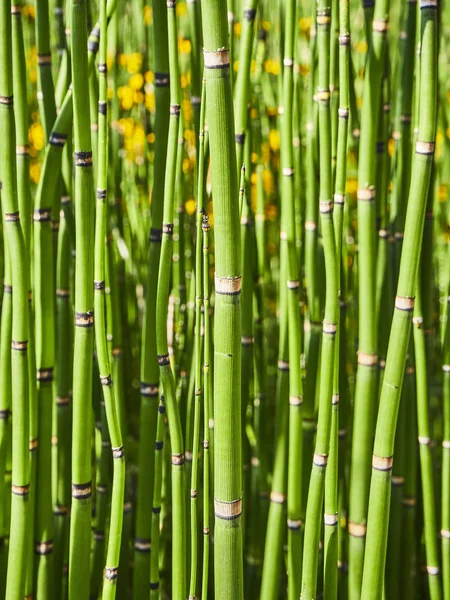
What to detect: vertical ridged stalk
<box><xmin>134</xmin><ymin>0</ymin><xmax>169</xmax><ymax>594</ymax></box>
<box><xmin>283</xmin><ymin>1</ymin><xmax>303</xmax><ymax>598</ymax></box>
<box><xmin>155</xmin><ymin>2</ymin><xmax>186</xmax><ymax>598</ymax></box>
<box><xmin>68</xmin><ymin>0</ymin><xmax>95</xmax><ymax>593</ymax></box>
<box><xmin>301</xmin><ymin>0</ymin><xmax>338</xmax><ymax>594</ymax></box>
<box><xmin>324</xmin><ymin>0</ymin><xmax>350</xmax><ymax>595</ymax></box>
<box><xmin>1</xmin><ymin>0</ymin><xmax>30</xmax><ymax>596</ymax></box>
<box><xmin>348</xmin><ymin>0</ymin><xmax>389</xmax><ymax>591</ymax></box>
<box><xmin>95</xmin><ymin>0</ymin><xmax>125</xmax><ymax>596</ymax></box>
<box><xmin>413</xmin><ymin>286</ymin><xmax>442</xmax><ymax>600</ymax></box>
<box><xmin>202</xmin><ymin>1</ymin><xmax>243</xmax><ymax>597</ymax></box>
<box><xmin>360</xmin><ymin>1</ymin><xmax>438</xmax><ymax>596</ymax></box>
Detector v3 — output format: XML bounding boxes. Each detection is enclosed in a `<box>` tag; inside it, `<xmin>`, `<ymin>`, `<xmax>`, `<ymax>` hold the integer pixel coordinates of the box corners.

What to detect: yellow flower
<box><xmin>185</xmin><ymin>198</ymin><xmax>196</xmax><ymax>215</ymax></box>
<box><xmin>145</xmin><ymin>71</ymin><xmax>154</xmax><ymax>83</ymax></box>
<box><xmin>127</xmin><ymin>53</ymin><xmax>143</xmax><ymax>75</ymax></box>
<box><xmin>355</xmin><ymin>41</ymin><xmax>368</xmax><ymax>54</ymax></box>
<box><xmin>176</xmin><ymin>1</ymin><xmax>187</xmax><ymax>16</ymax></box>
<box><xmin>269</xmin><ymin>129</ymin><xmax>280</xmax><ymax>152</ymax></box>
<box><xmin>143</xmin><ymin>5</ymin><xmax>152</xmax><ymax>25</ymax></box>
<box><xmin>345</xmin><ymin>177</ymin><xmax>358</xmax><ymax>195</ymax></box>
<box><xmin>299</xmin><ymin>17</ymin><xmax>312</xmax><ymax>33</ymax></box>
<box><xmin>438</xmin><ymin>184</ymin><xmax>448</xmax><ymax>202</ymax></box>
<box><xmin>29</xmin><ymin>122</ymin><xmax>44</xmax><ymax>151</ymax></box>
<box><xmin>30</xmin><ymin>162</ymin><xmax>40</xmax><ymax>184</ymax></box>
<box><xmin>145</xmin><ymin>92</ymin><xmax>155</xmax><ymax>113</ymax></box>
<box><xmin>234</xmin><ymin>21</ymin><xmax>241</xmax><ymax>37</ymax></box>
<box><xmin>129</xmin><ymin>73</ymin><xmax>144</xmax><ymax>91</ymax></box>
<box><xmin>182</xmin><ymin>98</ymin><xmax>192</xmax><ymax>123</ymax></box>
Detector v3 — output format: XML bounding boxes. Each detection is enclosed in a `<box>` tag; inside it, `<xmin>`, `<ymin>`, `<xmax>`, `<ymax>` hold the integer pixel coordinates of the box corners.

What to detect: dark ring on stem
<box><xmin>270</xmin><ymin>491</ymin><xmax>286</xmax><ymax>504</ymax></box>
<box><xmin>314</xmin><ymin>453</ymin><xmax>328</xmax><ymax>467</ymax></box>
<box><xmin>170</xmin><ymin>104</ymin><xmax>181</xmax><ymax>116</ymax></box>
<box><xmin>339</xmin><ymin>33</ymin><xmax>350</xmax><ymax>46</ymax></box>
<box><xmin>16</xmin><ymin>145</ymin><xmax>29</xmax><ymax>155</ymax></box>
<box><xmin>97</xmin><ymin>484</ymin><xmax>107</xmax><ymax>494</ymax></box>
<box><xmin>105</xmin><ymin>567</ymin><xmax>119</xmax><ymax>581</ymax></box>
<box><xmin>415</xmin><ymin>141</ymin><xmax>435</xmax><ymax>155</ymax></box>
<box><xmin>51</xmin><ymin>220</ymin><xmax>59</xmax><ymax>232</ymax></box>
<box><xmin>241</xmin><ymin>336</ymin><xmax>253</xmax><ymax>346</ymax></box>
<box><xmin>235</xmin><ymin>132</ymin><xmax>245</xmax><ymax>144</ymax></box>
<box><xmin>348</xmin><ymin>522</ymin><xmax>367</xmax><ymax>537</ymax></box>
<box><xmin>244</xmin><ymin>8</ymin><xmax>256</xmax><ymax>19</ymax></box>
<box><xmin>191</xmin><ymin>489</ymin><xmax>197</xmax><ymax>498</ymax></box>
<box><xmin>395</xmin><ymin>295</ymin><xmax>415</xmax><ymax>311</ymax></box>
<box><xmin>36</xmin><ymin>368</ymin><xmax>54</xmax><ymax>382</ymax></box>
<box><xmin>11</xmin><ymin>4</ymin><xmax>21</xmax><ymax>14</ymax></box>
<box><xmin>203</xmin><ymin>49</ymin><xmax>230</xmax><ymax>69</ymax></box>
<box><xmin>95</xmin><ymin>280</ymin><xmax>105</xmax><ymax>290</ymax></box>
<box><xmin>35</xmin><ymin>540</ymin><xmax>53</xmax><ymax>555</ymax></box>
<box><xmin>12</xmin><ymin>484</ymin><xmax>30</xmax><ymax>496</ymax></box>
<box><xmin>134</xmin><ymin>538</ymin><xmax>151</xmax><ymax>553</ymax></box>
<box><xmin>72</xmin><ymin>482</ymin><xmax>92</xmax><ymax>498</ymax></box>
<box><xmin>140</xmin><ymin>382</ymin><xmax>159</xmax><ymax>397</ymax></box>
<box><xmin>420</xmin><ymin>0</ymin><xmax>437</xmax><ymax>7</ymax></box>
<box><xmin>88</xmin><ymin>38</ymin><xmax>99</xmax><ymax>52</ymax></box>
<box><xmin>172</xmin><ymin>453</ymin><xmax>185</xmax><ymax>466</ymax></box>
<box><xmin>56</xmin><ymin>288</ymin><xmax>69</xmax><ymax>298</ymax></box>
<box><xmin>98</xmin><ymin>63</ymin><xmax>107</xmax><ymax>73</ymax></box>
<box><xmin>152</xmin><ymin>506</ymin><xmax>161</xmax><ymax>514</ymax></box>
<box><xmin>215</xmin><ymin>497</ymin><xmax>242</xmax><ymax>520</ymax></box>
<box><xmin>5</xmin><ymin>211</ymin><xmax>20</xmax><ymax>222</ymax></box>
<box><xmin>149</xmin><ymin>227</ymin><xmax>162</xmax><ymax>242</ymax></box>
<box><xmin>372</xmin><ymin>18</ymin><xmax>388</xmax><ymax>33</ymax></box>
<box><xmin>56</xmin><ymin>396</ymin><xmax>70</xmax><ymax>406</ymax></box>
<box><xmin>203</xmin><ymin>527</ymin><xmax>210</xmax><ymax>535</ymax></box>
<box><xmin>98</xmin><ymin>101</ymin><xmax>107</xmax><ymax>115</ymax></box>
<box><xmin>392</xmin><ymin>475</ymin><xmax>405</xmax><ymax>486</ymax></box>
<box><xmin>29</xmin><ymin>438</ymin><xmax>39</xmax><ymax>451</ymax></box>
<box><xmin>162</xmin><ymin>223</ymin><xmax>174</xmax><ymax>235</ymax></box>
<box><xmin>33</xmin><ymin>207</ymin><xmax>52</xmax><ymax>222</ymax></box>
<box><xmin>112</xmin><ymin>446</ymin><xmax>124</xmax><ymax>459</ymax></box>
<box><xmin>155</xmin><ymin>440</ymin><xmax>164</xmax><ymax>450</ymax></box>
<box><xmin>124</xmin><ymin>502</ymin><xmax>132</xmax><ymax>514</ymax></box>
<box><xmin>0</xmin><ymin>409</ymin><xmax>10</xmax><ymax>419</ymax></box>
<box><xmin>289</xmin><ymin>395</ymin><xmax>302</xmax><ymax>406</ymax></box>
<box><xmin>158</xmin><ymin>403</ymin><xmax>165</xmax><ymax>414</ymax></box>
<box><xmin>94</xmin><ymin>530</ymin><xmax>105</xmax><ymax>541</ymax></box>
<box><xmin>155</xmin><ymin>72</ymin><xmax>170</xmax><ymax>87</ymax></box>
<box><xmin>324</xmin><ymin>513</ymin><xmax>338</xmax><ymax>526</ymax></box>
<box><xmin>215</xmin><ymin>275</ymin><xmax>242</xmax><ymax>295</ymax></box>
<box><xmin>3</xmin><ymin>283</ymin><xmax>12</xmax><ymax>293</ymax></box>
<box><xmin>150</xmin><ymin>582</ymin><xmax>159</xmax><ymax>591</ymax></box>
<box><xmin>372</xmin><ymin>454</ymin><xmax>393</xmax><ymax>471</ymax></box>
<box><xmin>74</xmin><ymin>151</ymin><xmax>93</xmax><ymax>167</ymax></box>
<box><xmin>49</xmin><ymin>131</ymin><xmax>67</xmax><ymax>147</ymax></box>
<box><xmin>11</xmin><ymin>340</ymin><xmax>28</xmax><ymax>352</ymax></box>
<box><xmin>54</xmin><ymin>504</ymin><xmax>69</xmax><ymax>516</ymax></box>
<box><xmin>278</xmin><ymin>359</ymin><xmax>289</xmax><ymax>371</ymax></box>
<box><xmin>376</xmin><ymin>141</ymin><xmax>385</xmax><ymax>154</ymax></box>
<box><xmin>0</xmin><ymin>95</ymin><xmax>13</xmax><ymax>106</ymax></box>
<box><xmin>203</xmin><ymin>440</ymin><xmax>209</xmax><ymax>449</ymax></box>
<box><xmin>287</xmin><ymin>519</ymin><xmax>302</xmax><ymax>530</ymax></box>
<box><xmin>75</xmin><ymin>311</ymin><xmax>94</xmax><ymax>327</ymax></box>
<box><xmin>38</xmin><ymin>53</ymin><xmax>52</xmax><ymax>66</ymax></box>
<box><xmin>157</xmin><ymin>353</ymin><xmax>170</xmax><ymax>366</ymax></box>
<box><xmin>100</xmin><ymin>374</ymin><xmax>112</xmax><ymax>387</ymax></box>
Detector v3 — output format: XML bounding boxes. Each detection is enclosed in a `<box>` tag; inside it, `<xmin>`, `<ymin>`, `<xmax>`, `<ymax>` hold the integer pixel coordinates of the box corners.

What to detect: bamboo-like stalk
<box><xmin>95</xmin><ymin>0</ymin><xmax>125</xmax><ymax>596</ymax></box>
<box><xmin>348</xmin><ymin>0</ymin><xmax>389</xmax><ymax>590</ymax></box>
<box><xmin>442</xmin><ymin>273</ymin><xmax>450</xmax><ymax>600</ymax></box>
<box><xmin>234</xmin><ymin>0</ymin><xmax>258</xmax><ymax>176</ymax></box>
<box><xmin>1</xmin><ymin>0</ymin><xmax>30</xmax><ymax>597</ymax></box>
<box><xmin>324</xmin><ymin>0</ymin><xmax>350</xmax><ymax>595</ymax></box>
<box><xmin>134</xmin><ymin>0</ymin><xmax>169</xmax><ymax>591</ymax></box>
<box><xmin>149</xmin><ymin>396</ymin><xmax>166</xmax><ymax>599</ymax></box>
<box><xmin>68</xmin><ymin>0</ymin><xmax>95</xmax><ymax>594</ymax></box>
<box><xmin>11</xmin><ymin>3</ymin><xmax>37</xmax><ymax>597</ymax></box>
<box><xmin>281</xmin><ymin>1</ymin><xmax>303</xmax><ymax>598</ymax></box>
<box><xmin>201</xmin><ymin>2</ymin><xmax>243</xmax><ymax>597</ymax></box>
<box><xmin>155</xmin><ymin>2</ymin><xmax>186</xmax><ymax>598</ymax></box>
<box><xmin>35</xmin><ymin>0</ymin><xmax>57</xmax><ymax>139</ymax></box>
<box><xmin>360</xmin><ymin>1</ymin><xmax>438</xmax><ymax>596</ymax></box>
